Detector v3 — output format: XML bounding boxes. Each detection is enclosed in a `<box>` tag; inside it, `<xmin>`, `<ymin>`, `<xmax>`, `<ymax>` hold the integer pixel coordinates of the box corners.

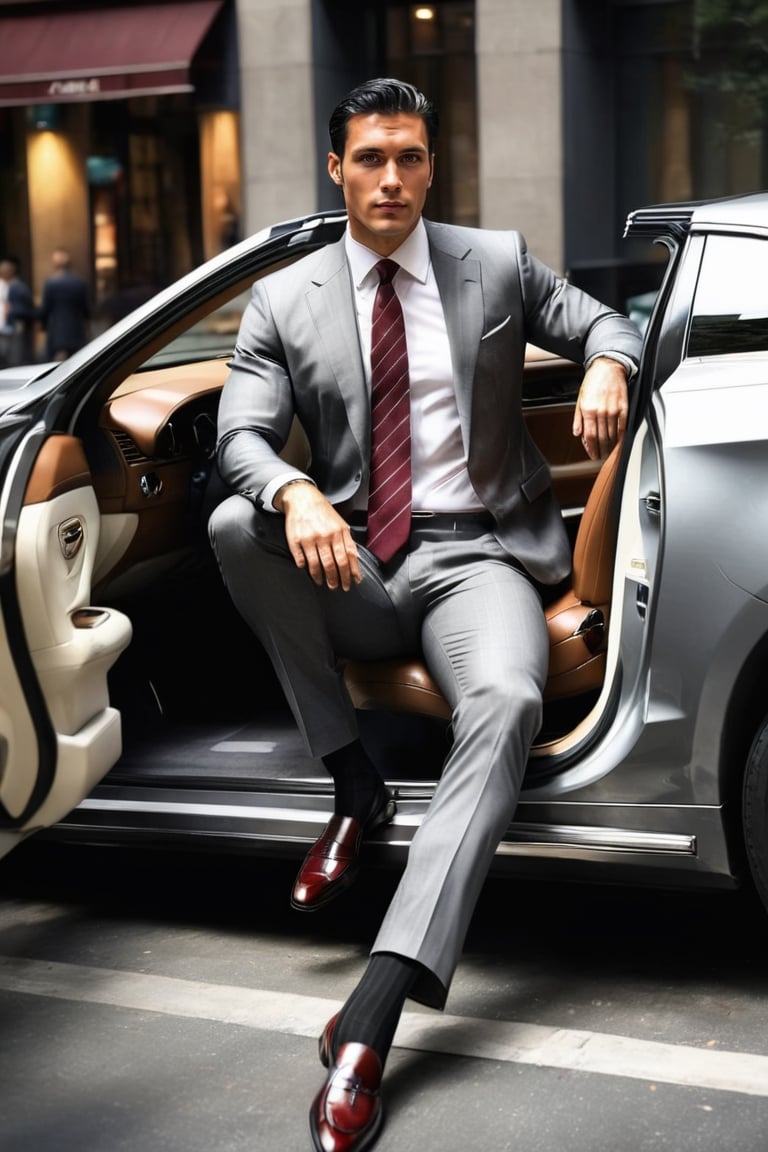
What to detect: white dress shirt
<box><xmin>346</xmin><ymin>220</ymin><xmax>484</xmax><ymax>513</ymax></box>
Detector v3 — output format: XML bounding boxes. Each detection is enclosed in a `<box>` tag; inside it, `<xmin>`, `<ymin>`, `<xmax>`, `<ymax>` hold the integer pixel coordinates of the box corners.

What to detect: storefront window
<box><xmin>87</xmin><ymin>96</ymin><xmax>205</xmax><ymax>323</ymax></box>
<box><xmin>200</xmin><ymin>110</ymin><xmax>242</xmax><ymax>258</ymax></box>
<box><xmin>386</xmin><ymin>2</ymin><xmax>478</xmax><ymax>226</ymax></box>
<box><xmin>311</xmin><ymin>0</ymin><xmax>476</xmax><ymax>224</ymax></box>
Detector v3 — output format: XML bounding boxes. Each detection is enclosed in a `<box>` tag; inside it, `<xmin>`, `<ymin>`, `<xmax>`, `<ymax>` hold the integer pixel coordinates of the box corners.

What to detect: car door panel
<box><xmin>0</xmin><ymin>434</ymin><xmax>131</xmax><ymax>847</ymax></box>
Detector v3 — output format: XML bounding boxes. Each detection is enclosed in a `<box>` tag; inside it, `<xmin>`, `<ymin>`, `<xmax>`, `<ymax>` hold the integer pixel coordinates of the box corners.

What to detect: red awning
<box><xmin>0</xmin><ymin>1</ymin><xmax>224</xmax><ymax>106</ymax></box>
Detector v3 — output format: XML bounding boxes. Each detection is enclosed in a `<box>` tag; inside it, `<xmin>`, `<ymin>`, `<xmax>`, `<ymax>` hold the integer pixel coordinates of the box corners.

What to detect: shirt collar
<box><xmin>345</xmin><ymin>218</ymin><xmax>430</xmax><ymax>289</ymax></box>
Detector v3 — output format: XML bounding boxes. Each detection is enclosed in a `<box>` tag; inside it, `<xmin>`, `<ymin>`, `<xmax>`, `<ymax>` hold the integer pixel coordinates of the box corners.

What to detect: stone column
<box><xmin>476</xmin><ymin>0</ymin><xmax>564</xmax><ymax>272</ymax></box>
<box><xmin>236</xmin><ymin>0</ymin><xmax>317</xmax><ymax>234</ymax></box>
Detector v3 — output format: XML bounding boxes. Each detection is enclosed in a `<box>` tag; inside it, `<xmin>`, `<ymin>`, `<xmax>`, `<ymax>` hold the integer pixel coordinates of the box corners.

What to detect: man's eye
<box><xmin>401</xmin><ymin>154</ymin><xmax>422</xmax><ymax>164</ymax></box>
<box><xmin>359</xmin><ymin>154</ymin><xmax>380</xmax><ymax>164</ymax></box>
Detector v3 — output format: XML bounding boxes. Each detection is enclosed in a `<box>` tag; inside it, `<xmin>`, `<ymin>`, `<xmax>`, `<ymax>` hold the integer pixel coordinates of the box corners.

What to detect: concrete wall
<box><xmin>236</xmin><ymin>0</ymin><xmax>317</xmax><ymax>233</ymax></box>
<box><xmin>476</xmin><ymin>0</ymin><xmax>564</xmax><ymax>272</ymax></box>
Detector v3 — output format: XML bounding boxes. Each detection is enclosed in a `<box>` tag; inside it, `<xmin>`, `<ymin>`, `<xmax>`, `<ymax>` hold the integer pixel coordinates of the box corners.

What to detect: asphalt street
<box><xmin>1</xmin><ymin>840</ymin><xmax>768</xmax><ymax>1151</ymax></box>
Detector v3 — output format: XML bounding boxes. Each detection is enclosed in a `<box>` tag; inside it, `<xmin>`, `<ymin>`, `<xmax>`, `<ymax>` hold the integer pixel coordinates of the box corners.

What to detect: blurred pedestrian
<box><xmin>0</xmin><ymin>257</ymin><xmax>38</xmax><ymax>366</ymax></box>
<box><xmin>39</xmin><ymin>247</ymin><xmax>91</xmax><ymax>361</ymax></box>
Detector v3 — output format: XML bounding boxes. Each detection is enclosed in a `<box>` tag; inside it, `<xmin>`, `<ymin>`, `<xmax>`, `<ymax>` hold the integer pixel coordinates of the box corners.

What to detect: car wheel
<box><xmin>743</xmin><ymin>717</ymin><xmax>768</xmax><ymax>913</ymax></box>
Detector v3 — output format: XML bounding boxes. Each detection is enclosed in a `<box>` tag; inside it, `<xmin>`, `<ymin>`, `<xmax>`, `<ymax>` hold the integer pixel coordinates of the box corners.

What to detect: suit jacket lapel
<box><xmin>304</xmin><ymin>238</ymin><xmax>369</xmax><ymax>457</ymax></box>
<box><xmin>425</xmin><ymin>221</ymin><xmax>484</xmax><ymax>447</ymax></box>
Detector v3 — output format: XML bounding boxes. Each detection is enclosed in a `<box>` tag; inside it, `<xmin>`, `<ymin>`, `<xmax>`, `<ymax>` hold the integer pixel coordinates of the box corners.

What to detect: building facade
<box><xmin>1</xmin><ymin>0</ymin><xmax>241</xmax><ymax>327</ymax></box>
<box><xmin>2</xmin><ymin>0</ymin><xmax>768</xmax><ymax>339</ymax></box>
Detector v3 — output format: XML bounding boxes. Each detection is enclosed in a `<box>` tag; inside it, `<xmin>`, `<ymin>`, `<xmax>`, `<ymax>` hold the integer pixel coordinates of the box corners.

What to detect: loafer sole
<box><xmin>309</xmin><ymin>1104</ymin><xmax>383</xmax><ymax>1152</ymax></box>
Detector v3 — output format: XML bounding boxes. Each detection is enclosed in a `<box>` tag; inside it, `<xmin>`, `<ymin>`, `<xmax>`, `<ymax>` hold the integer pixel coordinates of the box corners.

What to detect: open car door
<box><xmin>0</xmin><ymin>430</ymin><xmax>132</xmax><ymax>859</ymax></box>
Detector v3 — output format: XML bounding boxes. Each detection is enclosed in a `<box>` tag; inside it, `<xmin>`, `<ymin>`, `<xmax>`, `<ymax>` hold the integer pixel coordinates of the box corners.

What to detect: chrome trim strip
<box><xmin>77</xmin><ymin>797</ymin><xmax>324</xmax><ymax>822</ymax></box>
<box><xmin>75</xmin><ymin>799</ymin><xmax>695</xmax><ymax>857</ymax></box>
<box><xmin>497</xmin><ymin>822</ymin><xmax>694</xmax><ymax>856</ymax></box>
<box><xmin>690</xmin><ymin>222</ymin><xmax>768</xmax><ymax>240</ymax></box>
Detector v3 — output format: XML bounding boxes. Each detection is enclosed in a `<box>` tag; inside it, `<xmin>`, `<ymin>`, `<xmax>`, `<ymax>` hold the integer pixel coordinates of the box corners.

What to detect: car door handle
<box><xmin>636</xmin><ymin>582</ymin><xmax>649</xmax><ymax>620</ymax></box>
<box><xmin>59</xmin><ymin>517</ymin><xmax>84</xmax><ymax>560</ymax></box>
<box><xmin>645</xmin><ymin>492</ymin><xmax>661</xmax><ymax>516</ymax></box>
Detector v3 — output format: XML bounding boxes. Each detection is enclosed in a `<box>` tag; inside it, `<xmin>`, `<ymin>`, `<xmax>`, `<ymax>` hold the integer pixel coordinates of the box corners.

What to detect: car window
<box><xmin>688</xmin><ymin>234</ymin><xmax>768</xmax><ymax>357</ymax></box>
<box><xmin>626</xmin><ymin>290</ymin><xmax>657</xmax><ymax>336</ymax></box>
<box><xmin>140</xmin><ymin>289</ymin><xmax>251</xmax><ymax>369</ymax></box>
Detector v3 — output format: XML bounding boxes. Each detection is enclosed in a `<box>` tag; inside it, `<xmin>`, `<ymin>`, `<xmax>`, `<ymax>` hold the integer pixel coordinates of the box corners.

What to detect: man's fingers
<box><xmin>289</xmin><ymin>541</ymin><xmax>308</xmax><ymax>570</ymax></box>
<box><xmin>575</xmin><ymin>357</ymin><xmax>630</xmax><ymax>458</ymax></box>
<box><xmin>282</xmin><ymin>488</ymin><xmax>362</xmax><ymax>590</ymax></box>
<box><xmin>291</xmin><ymin>530</ymin><xmax>360</xmax><ymax>591</ymax></box>
<box><xmin>577</xmin><ymin>405</ymin><xmax>624</xmax><ymax>459</ymax></box>
<box><xmin>317</xmin><ymin>542</ymin><xmax>341</xmax><ymax>587</ymax></box>
<box><xmin>299</xmin><ymin>542</ymin><xmax>326</xmax><ymax>586</ymax></box>
<box><xmin>330</xmin><ymin>535</ymin><xmax>360</xmax><ymax>591</ymax></box>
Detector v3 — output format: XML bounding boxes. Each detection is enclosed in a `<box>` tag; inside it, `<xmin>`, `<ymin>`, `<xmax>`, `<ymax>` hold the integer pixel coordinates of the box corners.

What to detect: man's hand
<box><xmin>572</xmin><ymin>357</ymin><xmax>630</xmax><ymax>460</ymax></box>
<box><xmin>276</xmin><ymin>480</ymin><xmax>361</xmax><ymax>591</ymax></box>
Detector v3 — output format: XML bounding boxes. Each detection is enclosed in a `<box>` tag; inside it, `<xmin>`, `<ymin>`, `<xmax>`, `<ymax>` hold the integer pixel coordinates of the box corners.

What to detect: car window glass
<box><xmin>140</xmin><ymin>289</ymin><xmax>251</xmax><ymax>369</ymax></box>
<box><xmin>688</xmin><ymin>235</ymin><xmax>768</xmax><ymax>357</ymax></box>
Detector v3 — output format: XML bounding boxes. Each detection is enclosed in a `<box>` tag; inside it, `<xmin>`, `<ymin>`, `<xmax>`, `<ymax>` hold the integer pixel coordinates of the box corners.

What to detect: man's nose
<box><xmin>380</xmin><ymin>162</ymin><xmax>401</xmax><ymax>189</ymax></box>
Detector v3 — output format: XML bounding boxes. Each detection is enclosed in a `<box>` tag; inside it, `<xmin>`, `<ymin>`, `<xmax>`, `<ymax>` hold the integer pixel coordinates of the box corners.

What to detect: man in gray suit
<box><xmin>209</xmin><ymin>78</ymin><xmax>642</xmax><ymax>1151</ymax></box>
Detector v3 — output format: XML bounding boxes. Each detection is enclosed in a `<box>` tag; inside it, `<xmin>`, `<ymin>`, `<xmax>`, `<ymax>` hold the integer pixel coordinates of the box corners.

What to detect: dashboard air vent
<box><xmin>113</xmin><ymin>430</ymin><xmax>151</xmax><ymax>465</ymax></box>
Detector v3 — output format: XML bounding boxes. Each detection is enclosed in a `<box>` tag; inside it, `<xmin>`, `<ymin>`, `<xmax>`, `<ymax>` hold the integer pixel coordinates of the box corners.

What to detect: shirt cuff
<box><xmin>260</xmin><ymin>472</ymin><xmax>316</xmax><ymax>512</ymax></box>
<box><xmin>585</xmin><ymin>351</ymin><xmax>638</xmax><ymax>381</ymax></box>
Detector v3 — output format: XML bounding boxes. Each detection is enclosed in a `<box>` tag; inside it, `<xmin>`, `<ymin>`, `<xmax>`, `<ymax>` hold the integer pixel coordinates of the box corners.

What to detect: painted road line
<box><xmin>1</xmin><ymin>954</ymin><xmax>767</xmax><ymax>1097</ymax></box>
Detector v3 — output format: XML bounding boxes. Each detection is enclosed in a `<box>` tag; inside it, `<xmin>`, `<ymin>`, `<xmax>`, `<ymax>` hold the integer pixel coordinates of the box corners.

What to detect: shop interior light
<box><xmin>27</xmin><ymin>104</ymin><xmax>61</xmax><ymax>132</ymax></box>
<box><xmin>86</xmin><ymin>156</ymin><xmax>123</xmax><ymax>186</ymax></box>
<box><xmin>414</xmin><ymin>6</ymin><xmax>435</xmax><ymax>19</ymax></box>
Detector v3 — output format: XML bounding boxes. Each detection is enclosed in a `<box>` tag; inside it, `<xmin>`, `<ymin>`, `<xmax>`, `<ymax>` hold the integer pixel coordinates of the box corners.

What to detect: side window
<box><xmin>688</xmin><ymin>235</ymin><xmax>768</xmax><ymax>357</ymax></box>
<box><xmin>139</xmin><ymin>289</ymin><xmax>252</xmax><ymax>369</ymax></box>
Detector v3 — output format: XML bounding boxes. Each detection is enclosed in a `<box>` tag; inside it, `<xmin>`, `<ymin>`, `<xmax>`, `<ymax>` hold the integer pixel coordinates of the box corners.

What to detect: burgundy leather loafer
<box><xmin>291</xmin><ymin>792</ymin><xmax>396</xmax><ymax>912</ymax></box>
<box><xmin>309</xmin><ymin>1042</ymin><xmax>383</xmax><ymax>1152</ymax></box>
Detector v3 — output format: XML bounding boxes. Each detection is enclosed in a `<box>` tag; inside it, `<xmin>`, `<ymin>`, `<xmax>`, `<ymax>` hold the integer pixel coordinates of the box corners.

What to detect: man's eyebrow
<box><xmin>350</xmin><ymin>143</ymin><xmax>428</xmax><ymax>155</ymax></box>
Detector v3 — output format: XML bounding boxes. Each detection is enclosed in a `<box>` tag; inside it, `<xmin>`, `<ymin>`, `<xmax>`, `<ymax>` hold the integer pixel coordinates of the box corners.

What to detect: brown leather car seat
<box><xmin>343</xmin><ymin>441</ymin><xmax>623</xmax><ymax>721</ymax></box>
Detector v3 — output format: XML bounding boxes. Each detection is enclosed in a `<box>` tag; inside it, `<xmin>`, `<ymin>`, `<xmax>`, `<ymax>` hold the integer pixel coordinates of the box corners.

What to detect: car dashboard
<box><xmin>88</xmin><ymin>359</ymin><xmax>229</xmax><ymax>597</ymax></box>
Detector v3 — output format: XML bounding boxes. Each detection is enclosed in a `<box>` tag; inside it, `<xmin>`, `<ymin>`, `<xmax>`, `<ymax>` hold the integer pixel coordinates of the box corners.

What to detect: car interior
<box><xmin>10</xmin><ymin>248</ymin><xmax>656</xmax><ymax>843</ymax></box>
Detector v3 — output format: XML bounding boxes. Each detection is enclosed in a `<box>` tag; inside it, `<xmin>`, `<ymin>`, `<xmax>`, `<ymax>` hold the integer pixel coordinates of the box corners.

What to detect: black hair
<box><xmin>328</xmin><ymin>77</ymin><xmax>439</xmax><ymax>157</ymax></box>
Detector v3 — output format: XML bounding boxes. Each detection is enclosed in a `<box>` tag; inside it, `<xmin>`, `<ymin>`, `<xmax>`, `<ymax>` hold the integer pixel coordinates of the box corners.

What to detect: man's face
<box><xmin>328</xmin><ymin>112</ymin><xmax>434</xmax><ymax>256</ymax></box>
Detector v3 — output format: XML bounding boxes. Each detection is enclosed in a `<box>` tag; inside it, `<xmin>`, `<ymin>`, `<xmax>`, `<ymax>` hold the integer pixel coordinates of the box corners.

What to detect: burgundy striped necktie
<box><xmin>366</xmin><ymin>262</ymin><xmax>414</xmax><ymax>566</ymax></box>
<box><xmin>366</xmin><ymin>258</ymin><xmax>412</xmax><ymax>562</ymax></box>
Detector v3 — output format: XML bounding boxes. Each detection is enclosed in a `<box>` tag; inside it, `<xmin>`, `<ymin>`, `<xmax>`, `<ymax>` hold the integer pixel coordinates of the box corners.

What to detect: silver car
<box><xmin>2</xmin><ymin>195</ymin><xmax>768</xmax><ymax>922</ymax></box>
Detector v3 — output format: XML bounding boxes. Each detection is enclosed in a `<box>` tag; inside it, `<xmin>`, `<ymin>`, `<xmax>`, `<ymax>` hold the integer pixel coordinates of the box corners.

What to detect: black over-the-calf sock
<box><xmin>331</xmin><ymin>953</ymin><xmax>420</xmax><ymax>1067</ymax></box>
<box><xmin>322</xmin><ymin>739</ymin><xmax>386</xmax><ymax>820</ymax></box>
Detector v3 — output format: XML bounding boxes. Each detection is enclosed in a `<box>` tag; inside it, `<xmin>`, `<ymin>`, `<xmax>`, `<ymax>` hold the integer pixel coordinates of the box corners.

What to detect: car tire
<box><xmin>743</xmin><ymin>718</ymin><xmax>768</xmax><ymax>914</ymax></box>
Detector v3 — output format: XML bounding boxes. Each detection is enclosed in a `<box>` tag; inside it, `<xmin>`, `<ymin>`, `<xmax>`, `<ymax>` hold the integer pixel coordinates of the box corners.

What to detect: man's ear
<box><xmin>328</xmin><ymin>152</ymin><xmax>344</xmax><ymax>186</ymax></box>
<box><xmin>428</xmin><ymin>154</ymin><xmax>435</xmax><ymax>188</ymax></box>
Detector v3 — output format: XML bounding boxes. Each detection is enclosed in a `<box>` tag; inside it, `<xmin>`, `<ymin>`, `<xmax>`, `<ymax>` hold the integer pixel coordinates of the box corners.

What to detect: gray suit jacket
<box><xmin>216</xmin><ymin>220</ymin><xmax>642</xmax><ymax>584</ymax></box>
